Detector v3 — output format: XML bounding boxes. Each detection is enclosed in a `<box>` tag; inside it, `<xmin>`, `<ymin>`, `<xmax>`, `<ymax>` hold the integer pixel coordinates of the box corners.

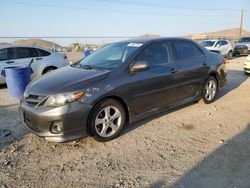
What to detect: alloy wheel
<box><xmin>94</xmin><ymin>106</ymin><xmax>122</xmax><ymax>138</ymax></box>
<box><xmin>204</xmin><ymin>79</ymin><xmax>217</xmax><ymax>101</ymax></box>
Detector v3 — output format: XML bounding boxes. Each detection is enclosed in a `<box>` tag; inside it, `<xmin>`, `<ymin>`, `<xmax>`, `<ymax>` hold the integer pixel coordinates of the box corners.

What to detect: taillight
<box><xmin>223</xmin><ymin>57</ymin><xmax>228</xmax><ymax>64</ymax></box>
<box><xmin>63</xmin><ymin>54</ymin><xmax>67</xmax><ymax>60</ymax></box>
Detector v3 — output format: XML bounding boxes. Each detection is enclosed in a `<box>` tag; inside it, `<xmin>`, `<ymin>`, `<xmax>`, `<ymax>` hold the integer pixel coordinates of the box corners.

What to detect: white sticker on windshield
<box><xmin>127</xmin><ymin>43</ymin><xmax>143</xmax><ymax>47</ymax></box>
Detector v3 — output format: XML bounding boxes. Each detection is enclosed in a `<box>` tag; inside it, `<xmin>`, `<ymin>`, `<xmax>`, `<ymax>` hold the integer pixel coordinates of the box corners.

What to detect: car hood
<box><xmin>26</xmin><ymin>65</ymin><xmax>110</xmax><ymax>96</ymax></box>
<box><xmin>235</xmin><ymin>42</ymin><xmax>250</xmax><ymax>46</ymax></box>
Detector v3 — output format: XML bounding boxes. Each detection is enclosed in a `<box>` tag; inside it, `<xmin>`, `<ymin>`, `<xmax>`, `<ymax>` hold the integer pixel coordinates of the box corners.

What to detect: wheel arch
<box><xmin>208</xmin><ymin>71</ymin><xmax>219</xmax><ymax>88</ymax></box>
<box><xmin>42</xmin><ymin>66</ymin><xmax>58</xmax><ymax>74</ymax></box>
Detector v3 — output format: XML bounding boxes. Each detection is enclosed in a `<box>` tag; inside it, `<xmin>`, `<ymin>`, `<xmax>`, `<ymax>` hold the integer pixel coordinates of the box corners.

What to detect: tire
<box><xmin>202</xmin><ymin>76</ymin><xmax>218</xmax><ymax>104</ymax></box>
<box><xmin>227</xmin><ymin>51</ymin><xmax>233</xmax><ymax>60</ymax></box>
<box><xmin>43</xmin><ymin>67</ymin><xmax>57</xmax><ymax>74</ymax></box>
<box><xmin>89</xmin><ymin>99</ymin><xmax>126</xmax><ymax>142</ymax></box>
<box><xmin>244</xmin><ymin>72</ymin><xmax>250</xmax><ymax>75</ymax></box>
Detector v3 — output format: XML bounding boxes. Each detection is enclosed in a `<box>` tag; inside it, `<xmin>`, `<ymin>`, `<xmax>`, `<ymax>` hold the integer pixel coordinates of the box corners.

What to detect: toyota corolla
<box><xmin>20</xmin><ymin>38</ymin><xmax>227</xmax><ymax>142</ymax></box>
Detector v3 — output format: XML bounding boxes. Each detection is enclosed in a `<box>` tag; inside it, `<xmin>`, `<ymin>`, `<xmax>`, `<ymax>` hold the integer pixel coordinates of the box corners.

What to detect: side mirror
<box><xmin>216</xmin><ymin>44</ymin><xmax>221</xmax><ymax>48</ymax></box>
<box><xmin>131</xmin><ymin>61</ymin><xmax>149</xmax><ymax>72</ymax></box>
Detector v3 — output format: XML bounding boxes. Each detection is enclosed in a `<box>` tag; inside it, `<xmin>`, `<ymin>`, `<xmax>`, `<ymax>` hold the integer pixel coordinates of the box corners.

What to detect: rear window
<box><xmin>221</xmin><ymin>40</ymin><xmax>228</xmax><ymax>45</ymax></box>
<box><xmin>16</xmin><ymin>47</ymin><xmax>39</xmax><ymax>59</ymax></box>
<box><xmin>37</xmin><ymin>49</ymin><xmax>51</xmax><ymax>56</ymax></box>
<box><xmin>173</xmin><ymin>40</ymin><xmax>203</xmax><ymax>60</ymax></box>
<box><xmin>0</xmin><ymin>48</ymin><xmax>15</xmax><ymax>61</ymax></box>
<box><xmin>200</xmin><ymin>41</ymin><xmax>215</xmax><ymax>47</ymax></box>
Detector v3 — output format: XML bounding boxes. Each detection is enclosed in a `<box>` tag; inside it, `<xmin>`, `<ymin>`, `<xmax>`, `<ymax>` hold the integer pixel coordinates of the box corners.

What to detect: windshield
<box><xmin>78</xmin><ymin>42</ymin><xmax>143</xmax><ymax>70</ymax></box>
<box><xmin>200</xmin><ymin>41</ymin><xmax>215</xmax><ymax>47</ymax></box>
<box><xmin>238</xmin><ymin>37</ymin><xmax>250</xmax><ymax>43</ymax></box>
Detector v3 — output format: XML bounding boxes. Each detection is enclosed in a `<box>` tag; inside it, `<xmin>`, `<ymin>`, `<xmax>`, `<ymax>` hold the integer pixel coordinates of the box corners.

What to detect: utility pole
<box><xmin>239</xmin><ymin>9</ymin><xmax>244</xmax><ymax>37</ymax></box>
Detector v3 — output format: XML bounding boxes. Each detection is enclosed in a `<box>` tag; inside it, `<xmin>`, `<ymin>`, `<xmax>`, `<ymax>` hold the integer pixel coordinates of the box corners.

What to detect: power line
<box><xmin>94</xmin><ymin>0</ymin><xmax>246</xmax><ymax>12</ymax></box>
<box><xmin>0</xmin><ymin>0</ymin><xmax>244</xmax><ymax>17</ymax></box>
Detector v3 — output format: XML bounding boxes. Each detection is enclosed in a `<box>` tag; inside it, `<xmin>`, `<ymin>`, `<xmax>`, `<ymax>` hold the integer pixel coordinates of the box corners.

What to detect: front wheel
<box><xmin>89</xmin><ymin>99</ymin><xmax>126</xmax><ymax>142</ymax></box>
<box><xmin>202</xmin><ymin>76</ymin><xmax>218</xmax><ymax>104</ymax></box>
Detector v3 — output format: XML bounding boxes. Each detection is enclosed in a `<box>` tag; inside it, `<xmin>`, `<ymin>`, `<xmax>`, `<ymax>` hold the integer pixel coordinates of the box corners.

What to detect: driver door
<box><xmin>129</xmin><ymin>41</ymin><xmax>179</xmax><ymax>115</ymax></box>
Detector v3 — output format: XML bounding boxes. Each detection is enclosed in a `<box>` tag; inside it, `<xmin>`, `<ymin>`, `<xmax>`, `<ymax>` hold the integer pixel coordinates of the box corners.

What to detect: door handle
<box><xmin>36</xmin><ymin>57</ymin><xmax>42</xmax><ymax>60</ymax></box>
<box><xmin>6</xmin><ymin>61</ymin><xmax>15</xmax><ymax>64</ymax></box>
<box><xmin>171</xmin><ymin>68</ymin><xmax>178</xmax><ymax>73</ymax></box>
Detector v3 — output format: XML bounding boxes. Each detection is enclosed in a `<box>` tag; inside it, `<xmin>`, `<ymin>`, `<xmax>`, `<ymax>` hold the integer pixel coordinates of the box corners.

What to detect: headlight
<box><xmin>247</xmin><ymin>44</ymin><xmax>250</xmax><ymax>50</ymax></box>
<box><xmin>43</xmin><ymin>91</ymin><xmax>85</xmax><ymax>107</ymax></box>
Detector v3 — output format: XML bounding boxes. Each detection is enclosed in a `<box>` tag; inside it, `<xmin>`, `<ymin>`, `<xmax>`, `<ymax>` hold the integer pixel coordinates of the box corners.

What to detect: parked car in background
<box><xmin>200</xmin><ymin>39</ymin><xmax>233</xmax><ymax>59</ymax></box>
<box><xmin>20</xmin><ymin>38</ymin><xmax>227</xmax><ymax>142</ymax></box>
<box><xmin>244</xmin><ymin>55</ymin><xmax>250</xmax><ymax>75</ymax></box>
<box><xmin>0</xmin><ymin>45</ymin><xmax>69</xmax><ymax>84</ymax></box>
<box><xmin>233</xmin><ymin>36</ymin><xmax>250</xmax><ymax>56</ymax></box>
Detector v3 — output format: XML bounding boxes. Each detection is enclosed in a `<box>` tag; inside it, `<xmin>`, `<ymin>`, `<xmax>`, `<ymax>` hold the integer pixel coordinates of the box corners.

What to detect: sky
<box><xmin>0</xmin><ymin>0</ymin><xmax>250</xmax><ymax>38</ymax></box>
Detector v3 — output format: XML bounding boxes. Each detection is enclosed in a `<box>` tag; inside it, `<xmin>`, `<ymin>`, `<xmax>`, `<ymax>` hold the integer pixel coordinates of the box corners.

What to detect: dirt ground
<box><xmin>0</xmin><ymin>56</ymin><xmax>250</xmax><ymax>188</ymax></box>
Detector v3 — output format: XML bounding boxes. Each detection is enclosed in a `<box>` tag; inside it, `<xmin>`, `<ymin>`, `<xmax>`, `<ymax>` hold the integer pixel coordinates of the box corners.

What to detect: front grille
<box><xmin>25</xmin><ymin>94</ymin><xmax>46</xmax><ymax>107</ymax></box>
<box><xmin>235</xmin><ymin>45</ymin><xmax>248</xmax><ymax>50</ymax></box>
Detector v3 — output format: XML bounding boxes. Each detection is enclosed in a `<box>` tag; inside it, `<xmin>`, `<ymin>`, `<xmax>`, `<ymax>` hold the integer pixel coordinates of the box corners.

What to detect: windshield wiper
<box><xmin>79</xmin><ymin>64</ymin><xmax>104</xmax><ymax>70</ymax></box>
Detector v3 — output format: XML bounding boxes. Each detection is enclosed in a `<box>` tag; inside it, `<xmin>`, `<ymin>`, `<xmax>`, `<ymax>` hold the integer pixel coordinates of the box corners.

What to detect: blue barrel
<box><xmin>83</xmin><ymin>50</ymin><xmax>91</xmax><ymax>58</ymax></box>
<box><xmin>1</xmin><ymin>66</ymin><xmax>33</xmax><ymax>99</ymax></box>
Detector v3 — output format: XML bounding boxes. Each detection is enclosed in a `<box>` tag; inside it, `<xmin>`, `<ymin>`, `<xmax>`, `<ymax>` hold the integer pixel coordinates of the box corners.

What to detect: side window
<box><xmin>37</xmin><ymin>49</ymin><xmax>51</xmax><ymax>57</ymax></box>
<box><xmin>0</xmin><ymin>48</ymin><xmax>15</xmax><ymax>61</ymax></box>
<box><xmin>136</xmin><ymin>42</ymin><xmax>172</xmax><ymax>68</ymax></box>
<box><xmin>221</xmin><ymin>40</ymin><xmax>228</xmax><ymax>46</ymax></box>
<box><xmin>16</xmin><ymin>47</ymin><xmax>39</xmax><ymax>59</ymax></box>
<box><xmin>173</xmin><ymin>40</ymin><xmax>203</xmax><ymax>60</ymax></box>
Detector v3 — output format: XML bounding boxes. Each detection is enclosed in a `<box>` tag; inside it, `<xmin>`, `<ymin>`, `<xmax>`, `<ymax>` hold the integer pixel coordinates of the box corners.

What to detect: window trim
<box><xmin>36</xmin><ymin>48</ymin><xmax>51</xmax><ymax>57</ymax></box>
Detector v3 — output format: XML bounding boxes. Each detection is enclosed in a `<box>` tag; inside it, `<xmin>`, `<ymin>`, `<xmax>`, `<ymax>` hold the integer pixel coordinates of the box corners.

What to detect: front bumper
<box><xmin>244</xmin><ymin>61</ymin><xmax>250</xmax><ymax>73</ymax></box>
<box><xmin>233</xmin><ymin>49</ymin><xmax>250</xmax><ymax>56</ymax></box>
<box><xmin>20</xmin><ymin>100</ymin><xmax>92</xmax><ymax>142</ymax></box>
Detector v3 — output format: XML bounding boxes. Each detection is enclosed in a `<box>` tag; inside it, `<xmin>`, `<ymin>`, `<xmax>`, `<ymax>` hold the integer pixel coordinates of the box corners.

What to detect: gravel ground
<box><xmin>0</xmin><ymin>57</ymin><xmax>250</xmax><ymax>188</ymax></box>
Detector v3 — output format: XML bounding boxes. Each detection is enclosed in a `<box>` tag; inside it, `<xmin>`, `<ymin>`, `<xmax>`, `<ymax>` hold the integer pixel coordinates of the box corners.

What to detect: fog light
<box><xmin>51</xmin><ymin>122</ymin><xmax>63</xmax><ymax>134</ymax></box>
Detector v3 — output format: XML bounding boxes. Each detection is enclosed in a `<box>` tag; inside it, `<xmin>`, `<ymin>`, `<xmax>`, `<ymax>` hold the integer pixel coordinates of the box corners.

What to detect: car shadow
<box><xmin>167</xmin><ymin>123</ymin><xmax>250</xmax><ymax>188</ymax></box>
<box><xmin>216</xmin><ymin>69</ymin><xmax>248</xmax><ymax>100</ymax></box>
<box><xmin>0</xmin><ymin>103</ymin><xmax>30</xmax><ymax>150</ymax></box>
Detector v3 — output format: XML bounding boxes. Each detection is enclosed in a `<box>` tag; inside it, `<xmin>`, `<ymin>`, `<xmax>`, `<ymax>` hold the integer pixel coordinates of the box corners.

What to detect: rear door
<box><xmin>220</xmin><ymin>40</ymin><xmax>229</xmax><ymax>56</ymax></box>
<box><xmin>172</xmin><ymin>39</ymin><xmax>209</xmax><ymax>101</ymax></box>
<box><xmin>0</xmin><ymin>47</ymin><xmax>15</xmax><ymax>84</ymax></box>
<box><xmin>15</xmin><ymin>47</ymin><xmax>40</xmax><ymax>67</ymax></box>
<box><xmin>130</xmin><ymin>41</ymin><xmax>179</xmax><ymax>114</ymax></box>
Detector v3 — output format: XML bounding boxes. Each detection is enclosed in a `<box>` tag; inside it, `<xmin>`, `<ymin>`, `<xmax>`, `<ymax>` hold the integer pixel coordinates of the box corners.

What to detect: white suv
<box><xmin>200</xmin><ymin>39</ymin><xmax>233</xmax><ymax>59</ymax></box>
<box><xmin>0</xmin><ymin>45</ymin><xmax>69</xmax><ymax>84</ymax></box>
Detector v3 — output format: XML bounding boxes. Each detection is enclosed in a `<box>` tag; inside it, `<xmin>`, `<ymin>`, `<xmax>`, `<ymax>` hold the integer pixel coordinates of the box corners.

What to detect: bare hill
<box><xmin>202</xmin><ymin>28</ymin><xmax>250</xmax><ymax>37</ymax></box>
<box><xmin>138</xmin><ymin>34</ymin><xmax>161</xmax><ymax>38</ymax></box>
<box><xmin>14</xmin><ymin>39</ymin><xmax>63</xmax><ymax>50</ymax></box>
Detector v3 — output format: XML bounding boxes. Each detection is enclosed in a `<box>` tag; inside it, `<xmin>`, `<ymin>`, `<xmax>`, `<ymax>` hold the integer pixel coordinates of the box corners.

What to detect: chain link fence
<box><xmin>0</xmin><ymin>35</ymin><xmax>241</xmax><ymax>52</ymax></box>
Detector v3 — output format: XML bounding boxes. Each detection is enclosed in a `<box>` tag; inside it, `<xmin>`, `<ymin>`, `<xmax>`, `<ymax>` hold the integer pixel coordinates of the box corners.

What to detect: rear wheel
<box><xmin>227</xmin><ymin>51</ymin><xmax>233</xmax><ymax>60</ymax></box>
<box><xmin>89</xmin><ymin>99</ymin><xmax>126</xmax><ymax>142</ymax></box>
<box><xmin>202</xmin><ymin>76</ymin><xmax>218</xmax><ymax>104</ymax></box>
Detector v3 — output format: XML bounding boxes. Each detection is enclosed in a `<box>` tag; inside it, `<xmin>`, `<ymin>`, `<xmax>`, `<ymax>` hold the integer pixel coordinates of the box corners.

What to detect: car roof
<box><xmin>119</xmin><ymin>37</ymin><xmax>194</xmax><ymax>44</ymax></box>
<box><xmin>0</xmin><ymin>45</ymin><xmax>51</xmax><ymax>51</ymax></box>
